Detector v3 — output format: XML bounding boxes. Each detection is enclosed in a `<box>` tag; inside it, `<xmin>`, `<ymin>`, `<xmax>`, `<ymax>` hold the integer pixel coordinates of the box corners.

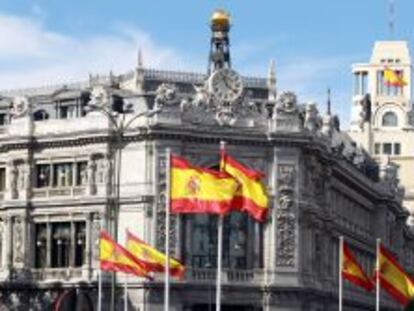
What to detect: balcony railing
<box><xmin>153</xmin><ymin>268</ymin><xmax>265</xmax><ymax>285</ymax></box>
<box><xmin>31</xmin><ymin>267</ymin><xmax>88</xmax><ymax>281</ymax></box>
<box><xmin>32</xmin><ymin>186</ymin><xmax>86</xmax><ymax>199</ymax></box>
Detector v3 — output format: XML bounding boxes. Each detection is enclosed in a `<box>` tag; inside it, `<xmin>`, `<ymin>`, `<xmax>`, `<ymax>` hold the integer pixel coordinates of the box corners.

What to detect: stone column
<box><xmin>86</xmin><ymin>212</ymin><xmax>92</xmax><ymax>280</ymax></box>
<box><xmin>46</xmin><ymin>222</ymin><xmax>52</xmax><ymax>268</ymax></box>
<box><xmin>87</xmin><ymin>154</ymin><xmax>97</xmax><ymax>196</ymax></box>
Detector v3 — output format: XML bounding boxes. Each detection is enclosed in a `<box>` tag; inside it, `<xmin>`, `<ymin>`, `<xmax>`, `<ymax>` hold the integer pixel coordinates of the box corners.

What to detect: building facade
<box><xmin>347</xmin><ymin>41</ymin><xmax>414</xmax><ymax>224</ymax></box>
<box><xmin>0</xmin><ymin>10</ymin><xmax>413</xmax><ymax>311</ymax></box>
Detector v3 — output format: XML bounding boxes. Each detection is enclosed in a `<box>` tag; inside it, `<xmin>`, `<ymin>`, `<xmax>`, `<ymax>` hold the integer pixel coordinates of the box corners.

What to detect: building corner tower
<box><xmin>348</xmin><ymin>40</ymin><xmax>414</xmax><ymax>222</ymax></box>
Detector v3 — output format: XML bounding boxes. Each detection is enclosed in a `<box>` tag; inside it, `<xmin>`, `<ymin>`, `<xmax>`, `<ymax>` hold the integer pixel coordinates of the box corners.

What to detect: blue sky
<box><xmin>1</xmin><ymin>0</ymin><xmax>414</xmax><ymax>125</ymax></box>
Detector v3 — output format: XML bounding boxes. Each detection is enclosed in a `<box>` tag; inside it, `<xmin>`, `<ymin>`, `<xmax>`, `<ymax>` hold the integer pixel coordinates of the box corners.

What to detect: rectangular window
<box><xmin>34</xmin><ymin>221</ymin><xmax>86</xmax><ymax>269</ymax></box>
<box><xmin>59</xmin><ymin>106</ymin><xmax>68</xmax><ymax>119</ymax></box>
<box><xmin>51</xmin><ymin>222</ymin><xmax>71</xmax><ymax>268</ymax></box>
<box><xmin>35</xmin><ymin>224</ymin><xmax>47</xmax><ymax>268</ymax></box>
<box><xmin>0</xmin><ymin>114</ymin><xmax>7</xmax><ymax>126</ymax></box>
<box><xmin>76</xmin><ymin>162</ymin><xmax>88</xmax><ymax>186</ymax></box>
<box><xmin>36</xmin><ymin>161</ymin><xmax>89</xmax><ymax>188</ymax></box>
<box><xmin>394</xmin><ymin>143</ymin><xmax>401</xmax><ymax>155</ymax></box>
<box><xmin>377</xmin><ymin>71</ymin><xmax>384</xmax><ymax>95</ymax></box>
<box><xmin>75</xmin><ymin>222</ymin><xmax>86</xmax><ymax>266</ymax></box>
<box><xmin>383</xmin><ymin>143</ymin><xmax>392</xmax><ymax>155</ymax></box>
<box><xmin>36</xmin><ymin>164</ymin><xmax>50</xmax><ymax>188</ymax></box>
<box><xmin>374</xmin><ymin>143</ymin><xmax>381</xmax><ymax>155</ymax></box>
<box><xmin>53</xmin><ymin>163</ymin><xmax>73</xmax><ymax>187</ymax></box>
<box><xmin>0</xmin><ymin>168</ymin><xmax>5</xmax><ymax>191</ymax></box>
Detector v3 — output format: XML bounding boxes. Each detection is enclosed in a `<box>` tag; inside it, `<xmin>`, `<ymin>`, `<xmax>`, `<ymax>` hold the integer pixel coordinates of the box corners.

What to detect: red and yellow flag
<box><xmin>126</xmin><ymin>230</ymin><xmax>185</xmax><ymax>278</ymax></box>
<box><xmin>377</xmin><ymin>244</ymin><xmax>414</xmax><ymax>306</ymax></box>
<box><xmin>99</xmin><ymin>231</ymin><xmax>151</xmax><ymax>279</ymax></box>
<box><xmin>171</xmin><ymin>154</ymin><xmax>238</xmax><ymax>214</ymax></box>
<box><xmin>384</xmin><ymin>68</ymin><xmax>407</xmax><ymax>87</ymax></box>
<box><xmin>341</xmin><ymin>242</ymin><xmax>373</xmax><ymax>291</ymax></box>
<box><xmin>220</xmin><ymin>152</ymin><xmax>269</xmax><ymax>222</ymax></box>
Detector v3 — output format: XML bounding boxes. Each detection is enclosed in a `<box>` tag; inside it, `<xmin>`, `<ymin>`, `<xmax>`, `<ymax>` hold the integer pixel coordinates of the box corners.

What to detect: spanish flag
<box><xmin>126</xmin><ymin>230</ymin><xmax>185</xmax><ymax>278</ymax></box>
<box><xmin>341</xmin><ymin>242</ymin><xmax>373</xmax><ymax>291</ymax></box>
<box><xmin>384</xmin><ymin>68</ymin><xmax>407</xmax><ymax>87</ymax></box>
<box><xmin>220</xmin><ymin>152</ymin><xmax>269</xmax><ymax>222</ymax></box>
<box><xmin>99</xmin><ymin>231</ymin><xmax>151</xmax><ymax>279</ymax></box>
<box><xmin>377</xmin><ymin>244</ymin><xmax>414</xmax><ymax>306</ymax></box>
<box><xmin>171</xmin><ymin>154</ymin><xmax>238</xmax><ymax>214</ymax></box>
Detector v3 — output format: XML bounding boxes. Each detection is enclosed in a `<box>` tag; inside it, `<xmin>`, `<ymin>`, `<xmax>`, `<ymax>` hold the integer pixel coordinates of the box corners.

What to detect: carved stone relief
<box><xmin>11</xmin><ymin>96</ymin><xmax>30</xmax><ymax>119</ymax></box>
<box><xmin>156</xmin><ymin>153</ymin><xmax>178</xmax><ymax>257</ymax></box>
<box><xmin>92</xmin><ymin>213</ymin><xmax>102</xmax><ymax>263</ymax></box>
<box><xmin>89</xmin><ymin>85</ymin><xmax>110</xmax><ymax>108</ymax></box>
<box><xmin>9</xmin><ymin>161</ymin><xmax>19</xmax><ymax>199</ymax></box>
<box><xmin>276</xmin><ymin>164</ymin><xmax>297</xmax><ymax>267</ymax></box>
<box><xmin>13</xmin><ymin>216</ymin><xmax>23</xmax><ymax>263</ymax></box>
<box><xmin>154</xmin><ymin>83</ymin><xmax>180</xmax><ymax>109</ymax></box>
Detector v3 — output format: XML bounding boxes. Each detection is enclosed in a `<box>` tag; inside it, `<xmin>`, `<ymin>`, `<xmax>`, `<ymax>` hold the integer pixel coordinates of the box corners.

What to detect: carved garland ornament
<box><xmin>14</xmin><ymin>216</ymin><xmax>23</xmax><ymax>263</ymax></box>
<box><xmin>276</xmin><ymin>164</ymin><xmax>297</xmax><ymax>267</ymax></box>
<box><xmin>156</xmin><ymin>154</ymin><xmax>178</xmax><ymax>257</ymax></box>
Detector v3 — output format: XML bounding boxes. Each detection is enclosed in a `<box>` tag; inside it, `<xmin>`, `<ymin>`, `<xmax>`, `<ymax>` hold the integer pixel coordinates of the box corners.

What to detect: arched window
<box><xmin>382</xmin><ymin>111</ymin><xmax>398</xmax><ymax>127</ymax></box>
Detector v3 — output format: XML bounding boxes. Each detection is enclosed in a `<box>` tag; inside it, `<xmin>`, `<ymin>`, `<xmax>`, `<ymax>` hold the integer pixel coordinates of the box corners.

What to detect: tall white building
<box><xmin>348</xmin><ymin>41</ymin><xmax>414</xmax><ymax>223</ymax></box>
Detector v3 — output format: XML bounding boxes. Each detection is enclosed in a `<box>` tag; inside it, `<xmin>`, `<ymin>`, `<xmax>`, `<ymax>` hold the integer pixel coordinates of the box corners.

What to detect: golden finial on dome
<box><xmin>210</xmin><ymin>9</ymin><xmax>231</xmax><ymax>31</ymax></box>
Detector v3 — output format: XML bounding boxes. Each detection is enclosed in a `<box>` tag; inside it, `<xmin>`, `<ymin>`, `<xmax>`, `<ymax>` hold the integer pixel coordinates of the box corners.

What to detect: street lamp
<box><xmin>86</xmin><ymin>96</ymin><xmax>160</xmax><ymax>311</ymax></box>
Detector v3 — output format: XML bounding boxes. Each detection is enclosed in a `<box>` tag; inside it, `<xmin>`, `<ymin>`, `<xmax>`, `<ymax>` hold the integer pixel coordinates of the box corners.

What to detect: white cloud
<box><xmin>0</xmin><ymin>14</ymin><xmax>201</xmax><ymax>90</ymax></box>
<box><xmin>0</xmin><ymin>13</ymin><xmax>354</xmax><ymax>125</ymax></box>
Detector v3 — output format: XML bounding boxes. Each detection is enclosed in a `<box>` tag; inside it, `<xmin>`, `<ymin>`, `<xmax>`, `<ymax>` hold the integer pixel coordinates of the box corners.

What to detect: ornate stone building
<box><xmin>347</xmin><ymin>41</ymin><xmax>414</xmax><ymax>226</ymax></box>
<box><xmin>0</xmin><ymin>9</ymin><xmax>413</xmax><ymax>311</ymax></box>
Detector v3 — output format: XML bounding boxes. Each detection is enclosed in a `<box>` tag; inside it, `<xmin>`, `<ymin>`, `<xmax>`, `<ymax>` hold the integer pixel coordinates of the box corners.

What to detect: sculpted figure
<box><xmin>154</xmin><ymin>83</ymin><xmax>179</xmax><ymax>108</ymax></box>
<box><xmin>275</xmin><ymin>91</ymin><xmax>298</xmax><ymax>114</ymax></box>
<box><xmin>303</xmin><ymin>102</ymin><xmax>320</xmax><ymax>133</ymax></box>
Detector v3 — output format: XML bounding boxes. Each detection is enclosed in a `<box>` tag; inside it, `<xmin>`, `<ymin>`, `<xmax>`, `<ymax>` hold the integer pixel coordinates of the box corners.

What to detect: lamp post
<box><xmin>87</xmin><ymin>99</ymin><xmax>160</xmax><ymax>311</ymax></box>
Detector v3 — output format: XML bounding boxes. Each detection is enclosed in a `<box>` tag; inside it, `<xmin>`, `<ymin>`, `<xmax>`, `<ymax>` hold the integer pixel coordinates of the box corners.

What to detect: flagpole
<box><xmin>165</xmin><ymin>148</ymin><xmax>171</xmax><ymax>311</ymax></box>
<box><xmin>124</xmin><ymin>274</ymin><xmax>128</xmax><ymax>311</ymax></box>
<box><xmin>216</xmin><ymin>215</ymin><xmax>223</xmax><ymax>311</ymax></box>
<box><xmin>98</xmin><ymin>268</ymin><xmax>102</xmax><ymax>311</ymax></box>
<box><xmin>376</xmin><ymin>238</ymin><xmax>381</xmax><ymax>311</ymax></box>
<box><xmin>339</xmin><ymin>236</ymin><xmax>343</xmax><ymax>311</ymax></box>
<box><xmin>216</xmin><ymin>141</ymin><xmax>226</xmax><ymax>311</ymax></box>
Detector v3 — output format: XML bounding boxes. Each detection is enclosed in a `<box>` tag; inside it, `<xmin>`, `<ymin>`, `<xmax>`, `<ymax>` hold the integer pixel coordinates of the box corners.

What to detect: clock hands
<box><xmin>221</xmin><ymin>72</ymin><xmax>239</xmax><ymax>94</ymax></box>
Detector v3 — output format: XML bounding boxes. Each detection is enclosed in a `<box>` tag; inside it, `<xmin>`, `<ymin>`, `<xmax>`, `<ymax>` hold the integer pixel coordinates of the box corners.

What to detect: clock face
<box><xmin>209</xmin><ymin>68</ymin><xmax>244</xmax><ymax>102</ymax></box>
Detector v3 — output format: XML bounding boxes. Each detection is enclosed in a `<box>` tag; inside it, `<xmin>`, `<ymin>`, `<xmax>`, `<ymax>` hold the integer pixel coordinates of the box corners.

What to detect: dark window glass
<box><xmin>36</xmin><ymin>164</ymin><xmax>50</xmax><ymax>188</ymax></box>
<box><xmin>374</xmin><ymin>143</ymin><xmax>381</xmax><ymax>155</ymax></box>
<box><xmin>394</xmin><ymin>143</ymin><xmax>401</xmax><ymax>155</ymax></box>
<box><xmin>51</xmin><ymin>222</ymin><xmax>71</xmax><ymax>268</ymax></box>
<box><xmin>35</xmin><ymin>224</ymin><xmax>47</xmax><ymax>268</ymax></box>
<box><xmin>0</xmin><ymin>114</ymin><xmax>6</xmax><ymax>126</ymax></box>
<box><xmin>33</xmin><ymin>110</ymin><xmax>49</xmax><ymax>121</ymax></box>
<box><xmin>75</xmin><ymin>222</ymin><xmax>86</xmax><ymax>266</ymax></box>
<box><xmin>189</xmin><ymin>212</ymin><xmax>252</xmax><ymax>269</ymax></box>
<box><xmin>383</xmin><ymin>143</ymin><xmax>392</xmax><ymax>155</ymax></box>
<box><xmin>0</xmin><ymin>168</ymin><xmax>5</xmax><ymax>191</ymax></box>
<box><xmin>60</xmin><ymin>106</ymin><xmax>68</xmax><ymax>119</ymax></box>
<box><xmin>35</xmin><ymin>221</ymin><xmax>86</xmax><ymax>269</ymax></box>
<box><xmin>382</xmin><ymin>111</ymin><xmax>398</xmax><ymax>127</ymax></box>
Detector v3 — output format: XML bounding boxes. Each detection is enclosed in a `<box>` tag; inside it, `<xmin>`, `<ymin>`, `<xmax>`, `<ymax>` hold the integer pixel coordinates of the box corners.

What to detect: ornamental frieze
<box><xmin>155</xmin><ymin>153</ymin><xmax>178</xmax><ymax>257</ymax></box>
